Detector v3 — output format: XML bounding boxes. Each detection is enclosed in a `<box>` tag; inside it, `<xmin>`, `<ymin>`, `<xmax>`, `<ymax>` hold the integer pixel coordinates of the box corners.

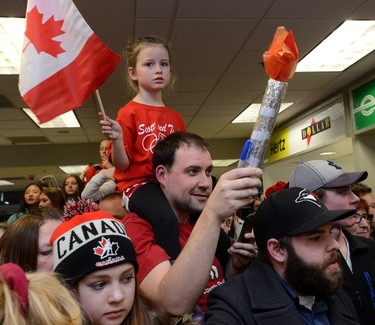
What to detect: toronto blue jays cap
<box><xmin>254</xmin><ymin>187</ymin><xmax>355</xmax><ymax>249</ymax></box>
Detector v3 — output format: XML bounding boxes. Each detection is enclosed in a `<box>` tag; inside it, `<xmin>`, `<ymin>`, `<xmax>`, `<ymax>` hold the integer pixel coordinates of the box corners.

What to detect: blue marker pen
<box><xmin>238</xmin><ymin>139</ymin><xmax>252</xmax><ymax>167</ymax></box>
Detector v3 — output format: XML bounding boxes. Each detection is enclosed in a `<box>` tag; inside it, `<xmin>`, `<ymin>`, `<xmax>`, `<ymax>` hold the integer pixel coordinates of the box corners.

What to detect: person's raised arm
<box><xmin>99</xmin><ymin>113</ymin><xmax>130</xmax><ymax>171</ymax></box>
<box><xmin>81</xmin><ymin>168</ymin><xmax>116</xmax><ymax>201</ymax></box>
<box><xmin>139</xmin><ymin>167</ymin><xmax>262</xmax><ymax>315</ymax></box>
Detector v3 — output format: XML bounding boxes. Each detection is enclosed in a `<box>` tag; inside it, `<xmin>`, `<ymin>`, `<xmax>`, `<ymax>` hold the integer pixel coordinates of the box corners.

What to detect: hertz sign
<box><xmin>301</xmin><ymin>117</ymin><xmax>331</xmax><ymax>146</ymax></box>
<box><xmin>268</xmin><ymin>129</ymin><xmax>289</xmax><ymax>163</ymax></box>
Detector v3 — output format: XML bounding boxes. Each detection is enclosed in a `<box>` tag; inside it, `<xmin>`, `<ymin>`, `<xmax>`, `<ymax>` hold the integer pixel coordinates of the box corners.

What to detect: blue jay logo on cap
<box><xmin>295</xmin><ymin>189</ymin><xmax>321</xmax><ymax>207</ymax></box>
<box><xmin>327</xmin><ymin>160</ymin><xmax>342</xmax><ymax>170</ymax></box>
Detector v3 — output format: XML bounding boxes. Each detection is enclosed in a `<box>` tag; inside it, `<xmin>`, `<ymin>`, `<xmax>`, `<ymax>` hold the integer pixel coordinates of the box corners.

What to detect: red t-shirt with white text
<box><xmin>113</xmin><ymin>101</ymin><xmax>186</xmax><ymax>192</ymax></box>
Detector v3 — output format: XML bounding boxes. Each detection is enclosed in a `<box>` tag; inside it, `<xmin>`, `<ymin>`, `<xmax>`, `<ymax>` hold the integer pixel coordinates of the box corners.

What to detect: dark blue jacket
<box><xmin>342</xmin><ymin>230</ymin><xmax>375</xmax><ymax>325</ymax></box>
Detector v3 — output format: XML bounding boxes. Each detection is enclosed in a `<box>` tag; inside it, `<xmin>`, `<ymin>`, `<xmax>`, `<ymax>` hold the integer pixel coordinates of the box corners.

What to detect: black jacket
<box><xmin>342</xmin><ymin>230</ymin><xmax>375</xmax><ymax>325</ymax></box>
<box><xmin>205</xmin><ymin>259</ymin><xmax>359</xmax><ymax>325</ymax></box>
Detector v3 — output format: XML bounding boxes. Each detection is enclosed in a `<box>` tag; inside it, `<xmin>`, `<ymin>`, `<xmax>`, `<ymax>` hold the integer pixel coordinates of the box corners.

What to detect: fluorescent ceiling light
<box><xmin>0</xmin><ymin>180</ymin><xmax>15</xmax><ymax>186</ymax></box>
<box><xmin>23</xmin><ymin>108</ymin><xmax>80</xmax><ymax>128</ymax></box>
<box><xmin>212</xmin><ymin>159</ymin><xmax>238</xmax><ymax>167</ymax></box>
<box><xmin>59</xmin><ymin>165</ymin><xmax>87</xmax><ymax>174</ymax></box>
<box><xmin>232</xmin><ymin>103</ymin><xmax>293</xmax><ymax>123</ymax></box>
<box><xmin>320</xmin><ymin>151</ymin><xmax>336</xmax><ymax>156</ymax></box>
<box><xmin>0</xmin><ymin>17</ymin><xmax>25</xmax><ymax>74</ymax></box>
<box><xmin>297</xmin><ymin>20</ymin><xmax>375</xmax><ymax>72</ymax></box>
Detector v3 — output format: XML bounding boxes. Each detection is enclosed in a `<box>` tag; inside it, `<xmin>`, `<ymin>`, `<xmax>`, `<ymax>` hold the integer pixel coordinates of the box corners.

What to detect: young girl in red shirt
<box><xmin>100</xmin><ymin>36</ymin><xmax>186</xmax><ymax>261</ymax></box>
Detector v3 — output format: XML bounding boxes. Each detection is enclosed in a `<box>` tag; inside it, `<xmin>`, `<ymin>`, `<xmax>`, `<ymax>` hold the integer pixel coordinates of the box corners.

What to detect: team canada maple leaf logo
<box><xmin>93</xmin><ymin>237</ymin><xmax>119</xmax><ymax>259</ymax></box>
<box><xmin>24</xmin><ymin>5</ymin><xmax>66</xmax><ymax>57</ymax></box>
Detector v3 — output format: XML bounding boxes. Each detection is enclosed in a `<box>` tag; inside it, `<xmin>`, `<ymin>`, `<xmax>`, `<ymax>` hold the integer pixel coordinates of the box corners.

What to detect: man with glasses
<box><xmin>289</xmin><ymin>160</ymin><xmax>375</xmax><ymax>325</ymax></box>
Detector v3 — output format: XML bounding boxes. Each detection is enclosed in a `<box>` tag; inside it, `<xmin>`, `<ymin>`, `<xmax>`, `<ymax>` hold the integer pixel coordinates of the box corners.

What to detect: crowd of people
<box><xmin>0</xmin><ymin>34</ymin><xmax>374</xmax><ymax>325</ymax></box>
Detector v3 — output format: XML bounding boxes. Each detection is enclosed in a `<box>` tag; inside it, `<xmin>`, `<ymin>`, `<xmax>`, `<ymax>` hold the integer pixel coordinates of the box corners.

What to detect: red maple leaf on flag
<box><xmin>25</xmin><ymin>5</ymin><xmax>66</xmax><ymax>57</ymax></box>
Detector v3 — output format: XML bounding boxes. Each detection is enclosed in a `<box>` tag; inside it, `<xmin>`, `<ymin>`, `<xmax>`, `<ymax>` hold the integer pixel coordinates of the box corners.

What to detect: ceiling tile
<box><xmin>166</xmin><ymin>92</ymin><xmax>208</xmax><ymax>105</ymax></box>
<box><xmin>350</xmin><ymin>0</ymin><xmax>375</xmax><ymax>19</ymax></box>
<box><xmin>136</xmin><ymin>0</ymin><xmax>177</xmax><ymax>18</ymax></box>
<box><xmin>266</xmin><ymin>0</ymin><xmax>364</xmax><ymax>19</ymax></box>
<box><xmin>176</xmin><ymin>0</ymin><xmax>273</xmax><ymax>19</ymax></box>
<box><xmin>215</xmin><ymin>73</ymin><xmax>269</xmax><ymax>92</ymax></box>
<box><xmin>175</xmin><ymin>74</ymin><xmax>220</xmax><ymax>92</ymax></box>
<box><xmin>48</xmin><ymin>135</ymin><xmax>89</xmax><ymax>144</ymax></box>
<box><xmin>206</xmin><ymin>90</ymin><xmax>262</xmax><ymax>104</ymax></box>
<box><xmin>135</xmin><ymin>18</ymin><xmax>171</xmax><ymax>40</ymax></box>
<box><xmin>0</xmin><ymin>108</ymin><xmax>26</xmax><ymax>120</ymax></box>
<box><xmin>171</xmin><ymin>19</ymin><xmax>259</xmax><ymax>53</ymax></box>
<box><xmin>197</xmin><ymin>103</ymin><xmax>246</xmax><ymax>116</ymax></box>
<box><xmin>0</xmin><ymin>120</ymin><xmax>36</xmax><ymax>129</ymax></box>
<box><xmin>0</xmin><ymin>128</ymin><xmax>43</xmax><ymax>137</ymax></box>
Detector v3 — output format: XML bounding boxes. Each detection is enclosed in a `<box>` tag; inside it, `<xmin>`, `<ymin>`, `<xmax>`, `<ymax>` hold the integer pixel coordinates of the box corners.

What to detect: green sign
<box><xmin>352</xmin><ymin>79</ymin><xmax>375</xmax><ymax>131</ymax></box>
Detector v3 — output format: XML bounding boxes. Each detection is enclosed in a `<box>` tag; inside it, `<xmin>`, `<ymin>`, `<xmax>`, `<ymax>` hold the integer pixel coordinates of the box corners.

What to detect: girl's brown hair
<box><xmin>0</xmin><ymin>214</ymin><xmax>42</xmax><ymax>271</ymax></box>
<box><xmin>41</xmin><ymin>187</ymin><xmax>66</xmax><ymax>212</ymax></box>
<box><xmin>0</xmin><ymin>210</ymin><xmax>61</xmax><ymax>272</ymax></box>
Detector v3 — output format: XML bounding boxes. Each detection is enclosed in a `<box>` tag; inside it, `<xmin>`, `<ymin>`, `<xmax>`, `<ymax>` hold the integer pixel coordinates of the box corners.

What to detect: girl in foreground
<box><xmin>51</xmin><ymin>210</ymin><xmax>176</xmax><ymax>325</ymax></box>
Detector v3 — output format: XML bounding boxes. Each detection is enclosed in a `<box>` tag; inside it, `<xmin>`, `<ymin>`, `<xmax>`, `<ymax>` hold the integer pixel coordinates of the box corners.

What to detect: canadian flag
<box><xmin>19</xmin><ymin>0</ymin><xmax>120</xmax><ymax>123</ymax></box>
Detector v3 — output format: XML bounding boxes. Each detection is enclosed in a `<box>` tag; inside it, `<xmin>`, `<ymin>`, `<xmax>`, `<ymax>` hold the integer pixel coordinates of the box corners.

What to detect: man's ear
<box><xmin>128</xmin><ymin>67</ymin><xmax>137</xmax><ymax>81</ymax></box>
<box><xmin>155</xmin><ymin>165</ymin><xmax>167</xmax><ymax>185</ymax></box>
<box><xmin>267</xmin><ymin>238</ymin><xmax>287</xmax><ymax>263</ymax></box>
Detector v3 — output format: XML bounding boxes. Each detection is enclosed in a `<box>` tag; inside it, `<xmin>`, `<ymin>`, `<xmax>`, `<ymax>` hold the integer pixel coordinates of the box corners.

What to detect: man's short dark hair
<box><xmin>153</xmin><ymin>132</ymin><xmax>211</xmax><ymax>171</ymax></box>
<box><xmin>351</xmin><ymin>183</ymin><xmax>372</xmax><ymax>197</ymax></box>
<box><xmin>257</xmin><ymin>235</ymin><xmax>292</xmax><ymax>265</ymax></box>
<box><xmin>314</xmin><ymin>186</ymin><xmax>360</xmax><ymax>201</ymax></box>
<box><xmin>314</xmin><ymin>188</ymin><xmax>326</xmax><ymax>200</ymax></box>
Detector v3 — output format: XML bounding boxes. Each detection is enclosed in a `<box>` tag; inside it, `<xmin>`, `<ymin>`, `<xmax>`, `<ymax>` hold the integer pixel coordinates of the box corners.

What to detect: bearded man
<box><xmin>205</xmin><ymin>187</ymin><xmax>360</xmax><ymax>325</ymax></box>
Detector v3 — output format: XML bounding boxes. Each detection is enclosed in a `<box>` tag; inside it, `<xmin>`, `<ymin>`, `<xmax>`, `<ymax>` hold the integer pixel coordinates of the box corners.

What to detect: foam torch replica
<box><xmin>238</xmin><ymin>27</ymin><xmax>299</xmax><ymax>167</ymax></box>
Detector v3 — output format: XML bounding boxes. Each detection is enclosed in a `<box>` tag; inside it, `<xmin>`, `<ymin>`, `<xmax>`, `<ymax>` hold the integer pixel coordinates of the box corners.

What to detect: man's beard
<box><xmin>284</xmin><ymin>244</ymin><xmax>343</xmax><ymax>296</ymax></box>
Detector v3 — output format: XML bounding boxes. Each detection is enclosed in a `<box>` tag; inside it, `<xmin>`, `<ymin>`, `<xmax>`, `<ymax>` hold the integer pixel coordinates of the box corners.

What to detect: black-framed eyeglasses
<box><xmin>353</xmin><ymin>212</ymin><xmax>374</xmax><ymax>224</ymax></box>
